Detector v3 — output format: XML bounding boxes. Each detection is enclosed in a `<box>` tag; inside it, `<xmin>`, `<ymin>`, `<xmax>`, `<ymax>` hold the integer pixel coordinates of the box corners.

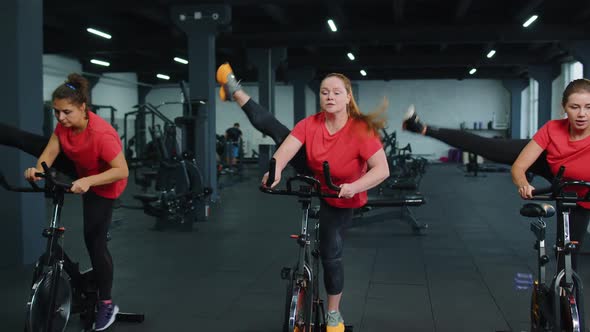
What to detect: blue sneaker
<box><xmin>94</xmin><ymin>301</ymin><xmax>119</xmax><ymax>331</ymax></box>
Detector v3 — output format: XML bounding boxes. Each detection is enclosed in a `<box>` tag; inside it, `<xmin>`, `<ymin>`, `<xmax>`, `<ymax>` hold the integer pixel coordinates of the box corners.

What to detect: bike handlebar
<box><xmin>530</xmin><ymin>166</ymin><xmax>590</xmax><ymax>202</ymax></box>
<box><xmin>261</xmin><ymin>158</ymin><xmax>340</xmax><ymax>198</ymax></box>
<box><xmin>0</xmin><ymin>162</ymin><xmax>72</xmax><ymax>194</ymax></box>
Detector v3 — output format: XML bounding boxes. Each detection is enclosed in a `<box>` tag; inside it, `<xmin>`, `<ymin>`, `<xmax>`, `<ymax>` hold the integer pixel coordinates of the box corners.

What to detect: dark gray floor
<box><xmin>2</xmin><ymin>163</ymin><xmax>590</xmax><ymax>331</ymax></box>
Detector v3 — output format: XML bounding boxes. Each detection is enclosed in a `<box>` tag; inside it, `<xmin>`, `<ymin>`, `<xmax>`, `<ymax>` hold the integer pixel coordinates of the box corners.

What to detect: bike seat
<box><xmin>520</xmin><ymin>202</ymin><xmax>555</xmax><ymax>218</ymax></box>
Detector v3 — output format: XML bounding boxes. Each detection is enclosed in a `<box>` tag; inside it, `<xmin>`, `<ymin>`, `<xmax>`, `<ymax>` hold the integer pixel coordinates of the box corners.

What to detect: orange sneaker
<box><xmin>326</xmin><ymin>311</ymin><xmax>345</xmax><ymax>332</ymax></box>
<box><xmin>216</xmin><ymin>62</ymin><xmax>241</xmax><ymax>101</ymax></box>
<box><xmin>218</xmin><ymin>86</ymin><xmax>230</xmax><ymax>102</ymax></box>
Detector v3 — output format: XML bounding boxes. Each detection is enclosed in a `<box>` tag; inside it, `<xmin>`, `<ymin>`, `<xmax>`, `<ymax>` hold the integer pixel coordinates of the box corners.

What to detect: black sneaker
<box><xmin>402</xmin><ymin>104</ymin><xmax>427</xmax><ymax>135</ymax></box>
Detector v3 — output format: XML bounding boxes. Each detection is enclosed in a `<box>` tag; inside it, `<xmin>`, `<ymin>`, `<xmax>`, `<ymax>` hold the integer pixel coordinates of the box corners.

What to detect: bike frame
<box><xmin>527</xmin><ymin>168</ymin><xmax>588</xmax><ymax>332</ymax></box>
<box><xmin>551</xmin><ymin>204</ymin><xmax>585</xmax><ymax>332</ymax></box>
<box><xmin>262</xmin><ymin>159</ymin><xmax>340</xmax><ymax>332</ymax></box>
<box><xmin>36</xmin><ymin>171</ymin><xmax>69</xmax><ymax>332</ymax></box>
<box><xmin>292</xmin><ymin>192</ymin><xmax>316</xmax><ymax>331</ymax></box>
<box><xmin>2</xmin><ymin>164</ymin><xmax>144</xmax><ymax>332</ymax></box>
<box><xmin>291</xmin><ymin>192</ymin><xmax>327</xmax><ymax>332</ymax></box>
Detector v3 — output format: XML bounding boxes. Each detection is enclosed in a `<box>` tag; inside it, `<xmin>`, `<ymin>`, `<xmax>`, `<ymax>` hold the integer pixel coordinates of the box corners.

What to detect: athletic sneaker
<box><xmin>94</xmin><ymin>301</ymin><xmax>119</xmax><ymax>331</ymax></box>
<box><xmin>402</xmin><ymin>104</ymin><xmax>427</xmax><ymax>135</ymax></box>
<box><xmin>216</xmin><ymin>62</ymin><xmax>242</xmax><ymax>101</ymax></box>
<box><xmin>326</xmin><ymin>310</ymin><xmax>345</xmax><ymax>332</ymax></box>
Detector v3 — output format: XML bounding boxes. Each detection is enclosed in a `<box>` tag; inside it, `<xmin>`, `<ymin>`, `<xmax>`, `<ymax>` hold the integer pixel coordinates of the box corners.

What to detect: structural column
<box><xmin>287</xmin><ymin>67</ymin><xmax>315</xmax><ymax>123</ymax></box>
<box><xmin>308</xmin><ymin>80</ymin><xmax>321</xmax><ymax>114</ymax></box>
<box><xmin>528</xmin><ymin>65</ymin><xmax>560</xmax><ymax>129</ymax></box>
<box><xmin>502</xmin><ymin>79</ymin><xmax>528</xmax><ymax>139</ymax></box>
<box><xmin>0</xmin><ymin>0</ymin><xmax>45</xmax><ymax>267</ymax></box>
<box><xmin>247</xmin><ymin>48</ymin><xmax>286</xmax><ymax>115</ymax></box>
<box><xmin>562</xmin><ymin>41</ymin><xmax>590</xmax><ymax>78</ymax></box>
<box><xmin>172</xmin><ymin>5</ymin><xmax>231</xmax><ymax>218</ymax></box>
<box><xmin>132</xmin><ymin>85</ymin><xmax>153</xmax><ymax>159</ymax></box>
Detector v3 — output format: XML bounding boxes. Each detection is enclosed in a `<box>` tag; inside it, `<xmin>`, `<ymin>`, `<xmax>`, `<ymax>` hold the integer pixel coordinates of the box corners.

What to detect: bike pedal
<box><xmin>280</xmin><ymin>267</ymin><xmax>292</xmax><ymax>280</ymax></box>
<box><xmin>320</xmin><ymin>324</ymin><xmax>353</xmax><ymax>331</ymax></box>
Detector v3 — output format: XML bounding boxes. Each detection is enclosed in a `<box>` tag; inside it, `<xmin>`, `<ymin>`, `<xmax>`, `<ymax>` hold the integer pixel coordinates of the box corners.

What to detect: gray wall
<box><xmin>147</xmin><ymin>79</ymin><xmax>511</xmax><ymax>160</ymax></box>
<box><xmin>40</xmin><ymin>55</ymin><xmax>584</xmax><ymax>160</ymax></box>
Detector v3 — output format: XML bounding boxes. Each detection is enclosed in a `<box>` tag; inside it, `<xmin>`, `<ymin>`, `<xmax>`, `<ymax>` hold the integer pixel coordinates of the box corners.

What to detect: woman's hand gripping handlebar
<box><xmin>530</xmin><ymin>166</ymin><xmax>590</xmax><ymax>203</ymax></box>
<box><xmin>260</xmin><ymin>158</ymin><xmax>340</xmax><ymax>198</ymax></box>
<box><xmin>2</xmin><ymin>162</ymin><xmax>72</xmax><ymax>194</ymax></box>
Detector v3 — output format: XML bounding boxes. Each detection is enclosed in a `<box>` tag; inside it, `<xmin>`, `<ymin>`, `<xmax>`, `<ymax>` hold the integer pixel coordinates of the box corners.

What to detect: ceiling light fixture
<box><xmin>522</xmin><ymin>15</ymin><xmax>538</xmax><ymax>28</ymax></box>
<box><xmin>469</xmin><ymin>68</ymin><xmax>477</xmax><ymax>75</ymax></box>
<box><xmin>486</xmin><ymin>50</ymin><xmax>496</xmax><ymax>58</ymax></box>
<box><xmin>360</xmin><ymin>69</ymin><xmax>367</xmax><ymax>76</ymax></box>
<box><xmin>90</xmin><ymin>59</ymin><xmax>110</xmax><ymax>67</ymax></box>
<box><xmin>347</xmin><ymin>53</ymin><xmax>355</xmax><ymax>61</ymax></box>
<box><xmin>174</xmin><ymin>57</ymin><xmax>188</xmax><ymax>64</ymax></box>
<box><xmin>157</xmin><ymin>74</ymin><xmax>170</xmax><ymax>80</ymax></box>
<box><xmin>327</xmin><ymin>19</ymin><xmax>337</xmax><ymax>32</ymax></box>
<box><xmin>86</xmin><ymin>28</ymin><xmax>111</xmax><ymax>39</ymax></box>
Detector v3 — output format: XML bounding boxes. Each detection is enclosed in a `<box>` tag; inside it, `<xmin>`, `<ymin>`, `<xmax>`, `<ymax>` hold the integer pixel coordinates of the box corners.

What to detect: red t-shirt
<box><xmin>290</xmin><ymin>112</ymin><xmax>383</xmax><ymax>208</ymax></box>
<box><xmin>533</xmin><ymin>119</ymin><xmax>590</xmax><ymax>209</ymax></box>
<box><xmin>54</xmin><ymin>111</ymin><xmax>127</xmax><ymax>199</ymax></box>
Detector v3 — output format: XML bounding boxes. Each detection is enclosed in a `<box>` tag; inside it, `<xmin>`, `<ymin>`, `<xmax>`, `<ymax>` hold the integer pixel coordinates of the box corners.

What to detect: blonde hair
<box><xmin>322</xmin><ymin>73</ymin><xmax>387</xmax><ymax>136</ymax></box>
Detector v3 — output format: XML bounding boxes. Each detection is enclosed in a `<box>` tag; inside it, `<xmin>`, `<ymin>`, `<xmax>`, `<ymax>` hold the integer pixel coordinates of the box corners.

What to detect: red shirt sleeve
<box><xmin>359</xmin><ymin>132</ymin><xmax>383</xmax><ymax>161</ymax></box>
<box><xmin>532</xmin><ymin>121</ymin><xmax>551</xmax><ymax>149</ymax></box>
<box><xmin>290</xmin><ymin>117</ymin><xmax>308</xmax><ymax>144</ymax></box>
<box><xmin>53</xmin><ymin>123</ymin><xmax>64</xmax><ymax>137</ymax></box>
<box><xmin>99</xmin><ymin>133</ymin><xmax>122</xmax><ymax>163</ymax></box>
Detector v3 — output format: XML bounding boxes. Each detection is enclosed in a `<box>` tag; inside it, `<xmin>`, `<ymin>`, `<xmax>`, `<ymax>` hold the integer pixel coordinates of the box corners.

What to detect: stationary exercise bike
<box><xmin>0</xmin><ymin>163</ymin><xmax>144</xmax><ymax>332</ymax></box>
<box><xmin>520</xmin><ymin>166</ymin><xmax>588</xmax><ymax>332</ymax></box>
<box><xmin>261</xmin><ymin>159</ymin><xmax>352</xmax><ymax>332</ymax></box>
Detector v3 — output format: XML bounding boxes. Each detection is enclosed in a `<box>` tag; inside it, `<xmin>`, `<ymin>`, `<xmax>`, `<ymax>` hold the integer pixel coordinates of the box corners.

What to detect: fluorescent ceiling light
<box><xmin>486</xmin><ymin>50</ymin><xmax>496</xmax><ymax>58</ymax></box>
<box><xmin>347</xmin><ymin>52</ymin><xmax>355</xmax><ymax>61</ymax></box>
<box><xmin>469</xmin><ymin>68</ymin><xmax>477</xmax><ymax>75</ymax></box>
<box><xmin>327</xmin><ymin>19</ymin><xmax>337</xmax><ymax>32</ymax></box>
<box><xmin>522</xmin><ymin>15</ymin><xmax>538</xmax><ymax>28</ymax></box>
<box><xmin>360</xmin><ymin>70</ymin><xmax>367</xmax><ymax>76</ymax></box>
<box><xmin>86</xmin><ymin>28</ymin><xmax>111</xmax><ymax>39</ymax></box>
<box><xmin>90</xmin><ymin>59</ymin><xmax>110</xmax><ymax>67</ymax></box>
<box><xmin>157</xmin><ymin>74</ymin><xmax>170</xmax><ymax>80</ymax></box>
<box><xmin>174</xmin><ymin>57</ymin><xmax>188</xmax><ymax>64</ymax></box>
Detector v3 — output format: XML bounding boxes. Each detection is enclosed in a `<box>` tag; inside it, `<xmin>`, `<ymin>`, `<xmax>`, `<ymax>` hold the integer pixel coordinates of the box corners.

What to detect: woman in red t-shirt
<box><xmin>23</xmin><ymin>73</ymin><xmax>128</xmax><ymax>331</ymax></box>
<box><xmin>218</xmin><ymin>64</ymin><xmax>390</xmax><ymax>332</ymax></box>
<box><xmin>511</xmin><ymin>79</ymin><xmax>590</xmax><ymax>270</ymax></box>
<box><xmin>271</xmin><ymin>74</ymin><xmax>389</xmax><ymax>332</ymax></box>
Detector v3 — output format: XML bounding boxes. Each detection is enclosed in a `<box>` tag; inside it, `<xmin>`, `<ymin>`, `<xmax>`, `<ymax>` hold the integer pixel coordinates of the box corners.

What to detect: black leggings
<box><xmin>241</xmin><ymin>100</ymin><xmax>309</xmax><ymax>175</ymax></box>
<box><xmin>319</xmin><ymin>200</ymin><xmax>353</xmax><ymax>295</ymax></box>
<box><xmin>426</xmin><ymin>127</ymin><xmax>552</xmax><ymax>181</ymax></box>
<box><xmin>83</xmin><ymin>191</ymin><xmax>115</xmax><ymax>300</ymax></box>
<box><xmin>0</xmin><ymin>123</ymin><xmax>77</xmax><ymax>178</ymax></box>
<box><xmin>0</xmin><ymin>122</ymin><xmax>113</xmax><ymax>300</ymax></box>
